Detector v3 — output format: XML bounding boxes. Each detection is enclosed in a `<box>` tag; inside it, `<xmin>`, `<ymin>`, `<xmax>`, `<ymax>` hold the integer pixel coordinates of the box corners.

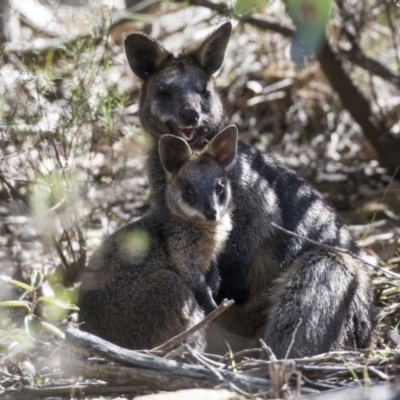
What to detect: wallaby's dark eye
<box><xmin>184</xmin><ymin>187</ymin><xmax>194</xmax><ymax>196</ymax></box>
<box><xmin>157</xmin><ymin>87</ymin><xmax>171</xmax><ymax>97</ymax></box>
<box><xmin>183</xmin><ymin>185</ymin><xmax>196</xmax><ymax>203</ymax></box>
<box><xmin>215</xmin><ymin>182</ymin><xmax>225</xmax><ymax>196</ymax></box>
<box><xmin>196</xmin><ymin>81</ymin><xmax>207</xmax><ymax>95</ymax></box>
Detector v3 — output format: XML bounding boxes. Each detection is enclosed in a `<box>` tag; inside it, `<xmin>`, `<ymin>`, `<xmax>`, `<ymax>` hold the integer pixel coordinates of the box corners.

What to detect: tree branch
<box><xmin>338</xmin><ymin>44</ymin><xmax>400</xmax><ymax>86</ymax></box>
<box><xmin>316</xmin><ymin>41</ymin><xmax>400</xmax><ymax>171</ymax></box>
<box><xmin>64</xmin><ymin>326</ymin><xmax>271</xmax><ymax>394</ymax></box>
<box><xmin>181</xmin><ymin>0</ymin><xmax>400</xmax><ymax>171</ymax></box>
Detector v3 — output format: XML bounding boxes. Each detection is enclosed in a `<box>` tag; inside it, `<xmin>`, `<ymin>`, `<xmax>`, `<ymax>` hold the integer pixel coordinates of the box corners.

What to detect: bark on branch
<box><xmin>181</xmin><ymin>0</ymin><xmax>400</xmax><ymax>172</ymax></box>
<box><xmin>62</xmin><ymin>326</ymin><xmax>271</xmax><ymax>394</ymax></box>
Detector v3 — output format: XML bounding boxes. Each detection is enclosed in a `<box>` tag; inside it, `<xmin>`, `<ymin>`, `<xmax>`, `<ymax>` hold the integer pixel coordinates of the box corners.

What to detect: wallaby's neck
<box><xmin>147</xmin><ymin>146</ymin><xmax>167</xmax><ymax>205</ymax></box>
<box><xmin>167</xmin><ymin>210</ymin><xmax>233</xmax><ymax>276</ymax></box>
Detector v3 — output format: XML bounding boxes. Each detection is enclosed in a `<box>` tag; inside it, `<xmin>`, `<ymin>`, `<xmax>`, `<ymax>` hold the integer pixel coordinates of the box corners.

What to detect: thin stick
<box><xmin>271</xmin><ymin>222</ymin><xmax>400</xmax><ymax>280</ymax></box>
<box><xmin>151</xmin><ymin>299</ymin><xmax>235</xmax><ymax>352</ymax></box>
<box><xmin>163</xmin><ymin>343</ymin><xmax>187</xmax><ymax>360</ymax></box>
<box><xmin>259</xmin><ymin>339</ymin><xmax>277</xmax><ymax>362</ymax></box>
<box><xmin>285</xmin><ymin>318</ymin><xmax>303</xmax><ymax>360</ymax></box>
<box><xmin>185</xmin><ymin>345</ymin><xmax>225</xmax><ymax>382</ymax></box>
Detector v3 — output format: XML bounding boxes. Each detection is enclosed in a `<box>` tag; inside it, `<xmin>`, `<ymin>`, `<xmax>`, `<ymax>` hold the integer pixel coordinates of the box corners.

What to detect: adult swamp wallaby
<box><xmin>79</xmin><ymin>126</ymin><xmax>237</xmax><ymax>350</ymax></box>
<box><xmin>124</xmin><ymin>22</ymin><xmax>376</xmax><ymax>357</ymax></box>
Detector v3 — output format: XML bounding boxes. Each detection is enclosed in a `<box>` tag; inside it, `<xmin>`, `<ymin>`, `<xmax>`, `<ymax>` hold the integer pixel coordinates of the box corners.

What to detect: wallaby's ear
<box><xmin>188</xmin><ymin>22</ymin><xmax>232</xmax><ymax>76</ymax></box>
<box><xmin>125</xmin><ymin>33</ymin><xmax>170</xmax><ymax>80</ymax></box>
<box><xmin>159</xmin><ymin>135</ymin><xmax>193</xmax><ymax>175</ymax></box>
<box><xmin>208</xmin><ymin>125</ymin><xmax>238</xmax><ymax>168</ymax></box>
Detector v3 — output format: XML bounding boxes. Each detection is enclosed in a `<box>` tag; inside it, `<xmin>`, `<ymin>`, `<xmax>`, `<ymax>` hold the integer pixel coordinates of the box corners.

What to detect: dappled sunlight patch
<box><xmin>118</xmin><ymin>229</ymin><xmax>151</xmax><ymax>259</ymax></box>
<box><xmin>29</xmin><ymin>170</ymin><xmax>82</xmax><ymax>243</ymax></box>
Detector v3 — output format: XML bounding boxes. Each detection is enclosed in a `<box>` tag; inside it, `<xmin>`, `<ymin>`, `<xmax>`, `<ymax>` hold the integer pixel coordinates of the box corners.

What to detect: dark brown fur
<box><xmin>79</xmin><ymin>127</ymin><xmax>237</xmax><ymax>350</ymax></box>
<box><xmin>124</xmin><ymin>23</ymin><xmax>376</xmax><ymax>358</ymax></box>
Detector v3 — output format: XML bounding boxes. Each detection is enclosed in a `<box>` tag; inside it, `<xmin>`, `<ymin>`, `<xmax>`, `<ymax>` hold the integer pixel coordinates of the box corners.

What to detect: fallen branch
<box><xmin>270</xmin><ymin>222</ymin><xmax>400</xmax><ymax>281</ymax></box>
<box><xmin>152</xmin><ymin>298</ymin><xmax>234</xmax><ymax>353</ymax></box>
<box><xmin>0</xmin><ymin>383</ymin><xmax>142</xmax><ymax>400</ymax></box>
<box><xmin>63</xmin><ymin>356</ymin><xmax>210</xmax><ymax>391</ymax></box>
<box><xmin>4</xmin><ymin>329</ymin><xmax>398</xmax><ymax>399</ymax></box>
<box><xmin>64</xmin><ymin>326</ymin><xmax>271</xmax><ymax>394</ymax></box>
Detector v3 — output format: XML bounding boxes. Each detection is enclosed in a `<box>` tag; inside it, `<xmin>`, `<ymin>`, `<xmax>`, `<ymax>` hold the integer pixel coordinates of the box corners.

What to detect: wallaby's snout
<box><xmin>203</xmin><ymin>202</ymin><xmax>218</xmax><ymax>221</ymax></box>
<box><xmin>179</xmin><ymin>107</ymin><xmax>200</xmax><ymax>127</ymax></box>
<box><xmin>178</xmin><ymin>104</ymin><xmax>202</xmax><ymax>141</ymax></box>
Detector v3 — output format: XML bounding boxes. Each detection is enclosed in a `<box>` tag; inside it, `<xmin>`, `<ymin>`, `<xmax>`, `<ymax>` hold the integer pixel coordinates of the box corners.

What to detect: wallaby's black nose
<box><xmin>204</xmin><ymin>206</ymin><xmax>217</xmax><ymax>221</ymax></box>
<box><xmin>180</xmin><ymin>108</ymin><xmax>200</xmax><ymax>126</ymax></box>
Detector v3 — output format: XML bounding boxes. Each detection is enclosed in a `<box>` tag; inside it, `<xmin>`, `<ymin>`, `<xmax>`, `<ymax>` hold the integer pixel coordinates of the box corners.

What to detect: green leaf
<box><xmin>234</xmin><ymin>0</ymin><xmax>266</xmax><ymax>16</ymax></box>
<box><xmin>37</xmin><ymin>296</ymin><xmax>79</xmax><ymax>310</ymax></box>
<box><xmin>286</xmin><ymin>0</ymin><xmax>332</xmax><ymax>66</ymax></box>
<box><xmin>0</xmin><ymin>276</ymin><xmax>33</xmax><ymax>292</ymax></box>
<box><xmin>41</xmin><ymin>321</ymin><xmax>66</xmax><ymax>339</ymax></box>
<box><xmin>31</xmin><ymin>271</ymin><xmax>44</xmax><ymax>289</ymax></box>
<box><xmin>0</xmin><ymin>300</ymin><xmax>31</xmax><ymax>310</ymax></box>
<box><xmin>24</xmin><ymin>315</ymin><xmax>42</xmax><ymax>339</ymax></box>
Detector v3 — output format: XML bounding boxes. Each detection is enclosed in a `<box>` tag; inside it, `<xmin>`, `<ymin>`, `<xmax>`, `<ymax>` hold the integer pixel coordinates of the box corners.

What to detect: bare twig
<box><xmin>177</xmin><ymin>0</ymin><xmax>295</xmax><ymax>37</ymax></box>
<box><xmin>0</xmin><ymin>173</ymin><xmax>28</xmax><ymax>206</ymax></box>
<box><xmin>185</xmin><ymin>345</ymin><xmax>225</xmax><ymax>382</ymax></box>
<box><xmin>335</xmin><ymin>7</ymin><xmax>400</xmax><ymax>86</ymax></box>
<box><xmin>270</xmin><ymin>222</ymin><xmax>400</xmax><ymax>281</ymax></box>
<box><xmin>110</xmin><ymin>0</ymin><xmax>161</xmax><ymax>31</ymax></box>
<box><xmin>151</xmin><ymin>298</ymin><xmax>235</xmax><ymax>352</ymax></box>
<box><xmin>3</xmin><ymin>34</ymin><xmax>103</xmax><ymax>65</ymax></box>
<box><xmin>259</xmin><ymin>339</ymin><xmax>277</xmax><ymax>362</ymax></box>
<box><xmin>339</xmin><ymin>46</ymin><xmax>400</xmax><ymax>86</ymax></box>
<box><xmin>362</xmin><ymin>166</ymin><xmax>400</xmax><ymax>241</ymax></box>
<box><xmin>285</xmin><ymin>318</ymin><xmax>303</xmax><ymax>360</ymax></box>
<box><xmin>163</xmin><ymin>343</ymin><xmax>187</xmax><ymax>360</ymax></box>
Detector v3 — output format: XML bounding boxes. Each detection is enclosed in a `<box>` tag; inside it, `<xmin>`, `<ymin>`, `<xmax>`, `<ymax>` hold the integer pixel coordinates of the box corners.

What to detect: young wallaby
<box><xmin>124</xmin><ymin>23</ymin><xmax>376</xmax><ymax>358</ymax></box>
<box><xmin>78</xmin><ymin>126</ymin><xmax>237</xmax><ymax>350</ymax></box>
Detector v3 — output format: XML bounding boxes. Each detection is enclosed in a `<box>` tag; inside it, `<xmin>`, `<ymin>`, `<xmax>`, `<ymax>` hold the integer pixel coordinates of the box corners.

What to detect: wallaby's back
<box><xmin>210</xmin><ymin>142</ymin><xmax>375</xmax><ymax>356</ymax></box>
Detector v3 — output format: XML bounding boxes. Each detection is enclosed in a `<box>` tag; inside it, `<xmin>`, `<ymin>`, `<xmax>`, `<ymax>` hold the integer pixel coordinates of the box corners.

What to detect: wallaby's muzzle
<box><xmin>177</xmin><ymin>105</ymin><xmax>202</xmax><ymax>141</ymax></box>
<box><xmin>204</xmin><ymin>203</ymin><xmax>218</xmax><ymax>221</ymax></box>
<box><xmin>179</xmin><ymin>107</ymin><xmax>200</xmax><ymax>126</ymax></box>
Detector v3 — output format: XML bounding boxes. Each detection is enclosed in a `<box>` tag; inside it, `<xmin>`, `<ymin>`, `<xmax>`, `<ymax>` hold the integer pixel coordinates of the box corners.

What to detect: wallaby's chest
<box><xmin>168</xmin><ymin>216</ymin><xmax>231</xmax><ymax>278</ymax></box>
